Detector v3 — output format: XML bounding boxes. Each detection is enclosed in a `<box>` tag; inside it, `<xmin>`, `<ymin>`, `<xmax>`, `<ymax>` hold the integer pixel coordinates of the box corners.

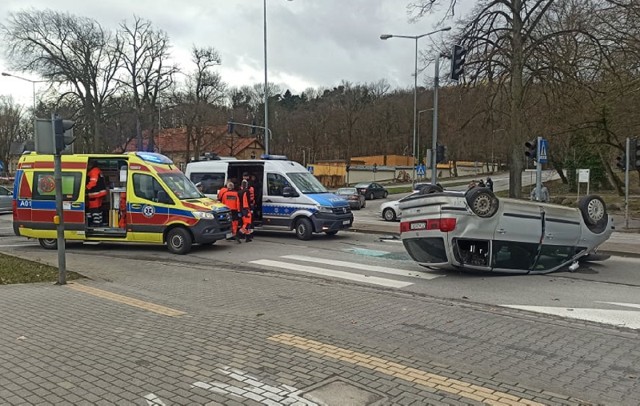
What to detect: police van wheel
<box><xmin>39</xmin><ymin>238</ymin><xmax>58</xmax><ymax>250</ymax></box>
<box><xmin>295</xmin><ymin>218</ymin><xmax>313</xmax><ymax>240</ymax></box>
<box><xmin>166</xmin><ymin>228</ymin><xmax>193</xmax><ymax>255</ymax></box>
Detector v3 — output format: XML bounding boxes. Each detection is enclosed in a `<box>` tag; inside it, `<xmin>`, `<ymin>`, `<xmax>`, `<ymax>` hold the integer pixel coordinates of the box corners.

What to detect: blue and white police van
<box><xmin>185</xmin><ymin>155</ymin><xmax>353</xmax><ymax>240</ymax></box>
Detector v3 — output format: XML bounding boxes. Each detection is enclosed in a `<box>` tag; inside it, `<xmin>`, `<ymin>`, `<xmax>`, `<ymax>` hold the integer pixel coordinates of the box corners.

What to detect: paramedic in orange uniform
<box><xmin>238</xmin><ymin>180</ymin><xmax>254</xmax><ymax>242</ymax></box>
<box><xmin>219</xmin><ymin>181</ymin><xmax>240</xmax><ymax>242</ymax></box>
<box><xmin>86</xmin><ymin>161</ymin><xmax>108</xmax><ymax>226</ymax></box>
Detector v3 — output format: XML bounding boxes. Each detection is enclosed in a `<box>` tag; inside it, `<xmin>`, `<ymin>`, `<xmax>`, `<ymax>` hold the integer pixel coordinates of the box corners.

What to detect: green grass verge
<box><xmin>0</xmin><ymin>253</ymin><xmax>82</xmax><ymax>285</ymax></box>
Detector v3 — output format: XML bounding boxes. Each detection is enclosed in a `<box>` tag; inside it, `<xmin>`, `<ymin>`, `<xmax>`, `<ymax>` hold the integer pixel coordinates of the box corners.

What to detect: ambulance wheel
<box><xmin>166</xmin><ymin>227</ymin><xmax>192</xmax><ymax>255</ymax></box>
<box><xmin>39</xmin><ymin>238</ymin><xmax>58</xmax><ymax>250</ymax></box>
<box><xmin>295</xmin><ymin>218</ymin><xmax>313</xmax><ymax>240</ymax></box>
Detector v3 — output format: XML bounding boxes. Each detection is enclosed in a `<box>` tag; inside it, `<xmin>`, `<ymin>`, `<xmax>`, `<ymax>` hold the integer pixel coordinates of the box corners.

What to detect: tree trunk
<box><xmin>508</xmin><ymin>0</ymin><xmax>525</xmax><ymax>198</ymax></box>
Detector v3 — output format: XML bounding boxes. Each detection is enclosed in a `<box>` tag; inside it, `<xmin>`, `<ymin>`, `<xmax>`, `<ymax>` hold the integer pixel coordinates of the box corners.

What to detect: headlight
<box><xmin>193</xmin><ymin>211</ymin><xmax>215</xmax><ymax>220</ymax></box>
<box><xmin>316</xmin><ymin>205</ymin><xmax>333</xmax><ymax>214</ymax></box>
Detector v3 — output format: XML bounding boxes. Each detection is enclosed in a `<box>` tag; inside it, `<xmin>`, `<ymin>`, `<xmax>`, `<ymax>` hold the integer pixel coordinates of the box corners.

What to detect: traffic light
<box><xmin>450</xmin><ymin>44</ymin><xmax>466</xmax><ymax>81</ymax></box>
<box><xmin>227</xmin><ymin>120</ymin><xmax>234</xmax><ymax>134</ymax></box>
<box><xmin>631</xmin><ymin>139</ymin><xmax>639</xmax><ymax>170</ymax></box>
<box><xmin>436</xmin><ymin>144</ymin><xmax>446</xmax><ymax>163</ymax></box>
<box><xmin>615</xmin><ymin>154</ymin><xmax>626</xmax><ymax>171</ymax></box>
<box><xmin>53</xmin><ymin>117</ymin><xmax>75</xmax><ymax>155</ymax></box>
<box><xmin>524</xmin><ymin>139</ymin><xmax>537</xmax><ymax>160</ymax></box>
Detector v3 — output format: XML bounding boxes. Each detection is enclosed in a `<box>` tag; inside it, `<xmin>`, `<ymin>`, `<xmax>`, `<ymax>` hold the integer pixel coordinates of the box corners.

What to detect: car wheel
<box><xmin>166</xmin><ymin>227</ymin><xmax>193</xmax><ymax>255</ymax></box>
<box><xmin>325</xmin><ymin>230</ymin><xmax>338</xmax><ymax>236</ymax></box>
<box><xmin>465</xmin><ymin>187</ymin><xmax>499</xmax><ymax>218</ymax></box>
<box><xmin>368</xmin><ymin>192</ymin><xmax>374</xmax><ymax>200</ymax></box>
<box><xmin>362</xmin><ymin>200</ymin><xmax>366</xmax><ymax>208</ymax></box>
<box><xmin>383</xmin><ymin>208</ymin><xmax>397</xmax><ymax>222</ymax></box>
<box><xmin>39</xmin><ymin>238</ymin><xmax>58</xmax><ymax>250</ymax></box>
<box><xmin>419</xmin><ymin>184</ymin><xmax>443</xmax><ymax>195</ymax></box>
<box><xmin>383</xmin><ymin>191</ymin><xmax>388</xmax><ymax>198</ymax></box>
<box><xmin>579</xmin><ymin>195</ymin><xmax>608</xmax><ymax>233</ymax></box>
<box><xmin>295</xmin><ymin>217</ymin><xmax>314</xmax><ymax>240</ymax></box>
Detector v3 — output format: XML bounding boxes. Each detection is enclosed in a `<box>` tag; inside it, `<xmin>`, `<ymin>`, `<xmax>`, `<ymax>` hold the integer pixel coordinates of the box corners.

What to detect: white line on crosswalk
<box><xmin>249</xmin><ymin>259</ymin><xmax>413</xmax><ymax>288</ymax></box>
<box><xmin>282</xmin><ymin>254</ymin><xmax>441</xmax><ymax>280</ymax></box>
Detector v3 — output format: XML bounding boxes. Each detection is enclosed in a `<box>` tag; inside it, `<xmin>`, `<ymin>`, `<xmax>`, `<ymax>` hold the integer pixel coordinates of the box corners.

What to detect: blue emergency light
<box><xmin>260</xmin><ymin>154</ymin><xmax>289</xmax><ymax>160</ymax></box>
<box><xmin>135</xmin><ymin>152</ymin><xmax>173</xmax><ymax>164</ymax></box>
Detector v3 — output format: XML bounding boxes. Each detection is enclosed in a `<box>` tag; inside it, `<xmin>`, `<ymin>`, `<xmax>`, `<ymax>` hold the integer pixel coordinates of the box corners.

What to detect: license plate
<box><xmin>410</xmin><ymin>222</ymin><xmax>426</xmax><ymax>230</ymax></box>
<box><xmin>343</xmin><ymin>220</ymin><xmax>351</xmax><ymax>225</ymax></box>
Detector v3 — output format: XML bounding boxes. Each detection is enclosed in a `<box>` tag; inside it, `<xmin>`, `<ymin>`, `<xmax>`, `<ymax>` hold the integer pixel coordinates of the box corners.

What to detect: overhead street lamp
<box><xmin>263</xmin><ymin>0</ymin><xmax>294</xmax><ymax>156</ymax></box>
<box><xmin>380</xmin><ymin>26</ymin><xmax>452</xmax><ymax>185</ymax></box>
<box><xmin>1</xmin><ymin>71</ymin><xmax>46</xmax><ymax>113</ymax></box>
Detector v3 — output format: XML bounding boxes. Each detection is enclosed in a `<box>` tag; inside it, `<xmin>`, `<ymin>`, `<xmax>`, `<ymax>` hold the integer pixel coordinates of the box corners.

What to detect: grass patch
<box><xmin>0</xmin><ymin>253</ymin><xmax>82</xmax><ymax>285</ymax></box>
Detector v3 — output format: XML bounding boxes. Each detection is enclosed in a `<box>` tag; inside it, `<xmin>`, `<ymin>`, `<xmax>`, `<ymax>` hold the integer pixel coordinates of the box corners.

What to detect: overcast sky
<box><xmin>0</xmin><ymin>0</ymin><xmax>465</xmax><ymax>107</ymax></box>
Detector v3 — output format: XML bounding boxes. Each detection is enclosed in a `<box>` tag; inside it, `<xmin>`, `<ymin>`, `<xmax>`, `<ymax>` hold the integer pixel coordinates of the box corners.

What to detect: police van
<box><xmin>13</xmin><ymin>152</ymin><xmax>232</xmax><ymax>254</ymax></box>
<box><xmin>185</xmin><ymin>155</ymin><xmax>353</xmax><ymax>240</ymax></box>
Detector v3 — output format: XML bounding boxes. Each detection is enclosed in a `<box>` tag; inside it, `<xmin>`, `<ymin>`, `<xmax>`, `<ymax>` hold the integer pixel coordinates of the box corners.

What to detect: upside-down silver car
<box><xmin>399</xmin><ymin>185</ymin><xmax>613</xmax><ymax>274</ymax></box>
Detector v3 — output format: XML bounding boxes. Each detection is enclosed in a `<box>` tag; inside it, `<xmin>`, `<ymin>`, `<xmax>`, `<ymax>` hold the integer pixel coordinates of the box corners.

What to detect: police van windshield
<box><xmin>159</xmin><ymin>172</ymin><xmax>202</xmax><ymax>200</ymax></box>
<box><xmin>288</xmin><ymin>172</ymin><xmax>328</xmax><ymax>194</ymax></box>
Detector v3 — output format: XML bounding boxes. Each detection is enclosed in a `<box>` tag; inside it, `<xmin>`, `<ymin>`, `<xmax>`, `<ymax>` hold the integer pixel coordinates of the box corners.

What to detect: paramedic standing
<box><xmin>219</xmin><ymin>181</ymin><xmax>240</xmax><ymax>242</ymax></box>
<box><xmin>238</xmin><ymin>180</ymin><xmax>254</xmax><ymax>242</ymax></box>
<box><xmin>86</xmin><ymin>161</ymin><xmax>107</xmax><ymax>226</ymax></box>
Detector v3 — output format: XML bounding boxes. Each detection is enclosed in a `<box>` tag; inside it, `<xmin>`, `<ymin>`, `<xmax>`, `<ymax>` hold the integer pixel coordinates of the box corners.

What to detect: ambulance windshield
<box><xmin>159</xmin><ymin>172</ymin><xmax>202</xmax><ymax>200</ymax></box>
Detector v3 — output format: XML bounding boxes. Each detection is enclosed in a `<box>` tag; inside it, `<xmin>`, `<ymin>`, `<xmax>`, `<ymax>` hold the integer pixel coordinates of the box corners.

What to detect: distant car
<box><xmin>380</xmin><ymin>193</ymin><xmax>417</xmax><ymax>221</ymax></box>
<box><xmin>336</xmin><ymin>187</ymin><xmax>366</xmax><ymax>210</ymax></box>
<box><xmin>399</xmin><ymin>185</ymin><xmax>613</xmax><ymax>274</ymax></box>
<box><xmin>355</xmin><ymin>182</ymin><xmax>388</xmax><ymax>200</ymax></box>
<box><xmin>0</xmin><ymin>185</ymin><xmax>12</xmax><ymax>213</ymax></box>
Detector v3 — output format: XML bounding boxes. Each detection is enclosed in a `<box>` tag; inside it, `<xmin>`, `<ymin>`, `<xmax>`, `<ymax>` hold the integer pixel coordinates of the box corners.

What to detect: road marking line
<box><xmin>269</xmin><ymin>333</ymin><xmax>545</xmax><ymax>406</ymax></box>
<box><xmin>282</xmin><ymin>254</ymin><xmax>440</xmax><ymax>280</ymax></box>
<box><xmin>68</xmin><ymin>284</ymin><xmax>185</xmax><ymax>317</ymax></box>
<box><xmin>598</xmin><ymin>301</ymin><xmax>640</xmax><ymax>310</ymax></box>
<box><xmin>250</xmin><ymin>259</ymin><xmax>413</xmax><ymax>288</ymax></box>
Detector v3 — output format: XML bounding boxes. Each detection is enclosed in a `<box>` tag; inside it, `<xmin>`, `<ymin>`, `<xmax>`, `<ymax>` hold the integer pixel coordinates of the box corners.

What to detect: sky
<box><xmin>0</xmin><ymin>0</ymin><xmax>464</xmax><ymax>108</ymax></box>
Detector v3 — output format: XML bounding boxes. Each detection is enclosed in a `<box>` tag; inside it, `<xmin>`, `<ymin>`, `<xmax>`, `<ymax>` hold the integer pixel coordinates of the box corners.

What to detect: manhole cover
<box><xmin>301</xmin><ymin>378</ymin><xmax>386</xmax><ymax>406</ymax></box>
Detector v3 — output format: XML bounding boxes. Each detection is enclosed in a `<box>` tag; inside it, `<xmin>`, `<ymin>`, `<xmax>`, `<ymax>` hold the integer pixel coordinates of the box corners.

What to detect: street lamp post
<box><xmin>417</xmin><ymin>108</ymin><xmax>433</xmax><ymax>168</ymax></box>
<box><xmin>1</xmin><ymin>71</ymin><xmax>42</xmax><ymax>113</ymax></box>
<box><xmin>380</xmin><ymin>27</ymin><xmax>451</xmax><ymax>185</ymax></box>
<box><xmin>263</xmin><ymin>0</ymin><xmax>294</xmax><ymax>156</ymax></box>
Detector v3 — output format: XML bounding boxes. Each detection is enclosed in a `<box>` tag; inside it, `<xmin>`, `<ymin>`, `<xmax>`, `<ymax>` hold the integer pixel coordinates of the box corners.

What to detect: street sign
<box><xmin>416</xmin><ymin>164</ymin><xmax>425</xmax><ymax>177</ymax></box>
<box><xmin>307</xmin><ymin>165</ymin><xmax>314</xmax><ymax>174</ymax></box>
<box><xmin>539</xmin><ymin>139</ymin><xmax>548</xmax><ymax>164</ymax></box>
<box><xmin>578</xmin><ymin>169</ymin><xmax>590</xmax><ymax>183</ymax></box>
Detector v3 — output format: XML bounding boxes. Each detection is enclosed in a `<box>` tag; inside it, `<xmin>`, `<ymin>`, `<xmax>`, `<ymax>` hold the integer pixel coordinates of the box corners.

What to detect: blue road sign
<box><xmin>0</xmin><ymin>161</ymin><xmax>4</xmax><ymax>171</ymax></box>
<box><xmin>416</xmin><ymin>164</ymin><xmax>426</xmax><ymax>176</ymax></box>
<box><xmin>307</xmin><ymin>165</ymin><xmax>314</xmax><ymax>174</ymax></box>
<box><xmin>539</xmin><ymin>139</ymin><xmax>548</xmax><ymax>164</ymax></box>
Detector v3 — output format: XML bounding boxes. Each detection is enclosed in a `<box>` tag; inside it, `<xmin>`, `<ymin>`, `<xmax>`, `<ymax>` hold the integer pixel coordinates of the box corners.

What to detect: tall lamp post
<box><xmin>417</xmin><ymin>108</ymin><xmax>433</xmax><ymax>167</ymax></box>
<box><xmin>263</xmin><ymin>0</ymin><xmax>293</xmax><ymax>156</ymax></box>
<box><xmin>380</xmin><ymin>27</ymin><xmax>451</xmax><ymax>185</ymax></box>
<box><xmin>1</xmin><ymin>72</ymin><xmax>44</xmax><ymax>113</ymax></box>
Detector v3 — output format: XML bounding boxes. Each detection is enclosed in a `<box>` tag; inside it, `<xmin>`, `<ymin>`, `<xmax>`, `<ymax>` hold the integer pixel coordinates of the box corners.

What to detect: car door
<box><xmin>491</xmin><ymin>200</ymin><xmax>543</xmax><ymax>272</ymax></box>
<box><xmin>129</xmin><ymin>172</ymin><xmax>169</xmax><ymax>242</ymax></box>
<box><xmin>0</xmin><ymin>186</ymin><xmax>11</xmax><ymax>212</ymax></box>
<box><xmin>373</xmin><ymin>183</ymin><xmax>383</xmax><ymax>198</ymax></box>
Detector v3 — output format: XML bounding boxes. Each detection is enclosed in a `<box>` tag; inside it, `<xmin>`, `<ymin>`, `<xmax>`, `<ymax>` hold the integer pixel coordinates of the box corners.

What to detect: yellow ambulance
<box><xmin>12</xmin><ymin>151</ymin><xmax>232</xmax><ymax>254</ymax></box>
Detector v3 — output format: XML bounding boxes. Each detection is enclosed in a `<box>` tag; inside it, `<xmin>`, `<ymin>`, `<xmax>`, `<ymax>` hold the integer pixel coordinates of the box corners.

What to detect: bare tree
<box><xmin>1</xmin><ymin>9</ymin><xmax>122</xmax><ymax>152</ymax></box>
<box><xmin>117</xmin><ymin>16</ymin><xmax>178</xmax><ymax>152</ymax></box>
<box><xmin>0</xmin><ymin>97</ymin><xmax>27</xmax><ymax>172</ymax></box>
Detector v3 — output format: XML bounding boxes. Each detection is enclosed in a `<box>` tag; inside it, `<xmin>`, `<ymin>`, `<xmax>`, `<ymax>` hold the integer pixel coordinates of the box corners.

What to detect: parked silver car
<box><xmin>399</xmin><ymin>185</ymin><xmax>613</xmax><ymax>274</ymax></box>
<box><xmin>0</xmin><ymin>185</ymin><xmax>12</xmax><ymax>213</ymax></box>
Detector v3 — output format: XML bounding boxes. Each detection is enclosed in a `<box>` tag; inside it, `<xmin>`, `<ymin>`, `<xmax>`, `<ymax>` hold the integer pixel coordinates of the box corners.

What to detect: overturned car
<box><xmin>399</xmin><ymin>185</ymin><xmax>613</xmax><ymax>274</ymax></box>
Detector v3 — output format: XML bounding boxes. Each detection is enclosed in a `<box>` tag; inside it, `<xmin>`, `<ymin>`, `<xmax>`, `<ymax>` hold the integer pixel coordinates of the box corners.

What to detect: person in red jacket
<box><xmin>219</xmin><ymin>181</ymin><xmax>240</xmax><ymax>242</ymax></box>
<box><xmin>238</xmin><ymin>180</ymin><xmax>254</xmax><ymax>242</ymax></box>
<box><xmin>86</xmin><ymin>161</ymin><xmax>107</xmax><ymax>226</ymax></box>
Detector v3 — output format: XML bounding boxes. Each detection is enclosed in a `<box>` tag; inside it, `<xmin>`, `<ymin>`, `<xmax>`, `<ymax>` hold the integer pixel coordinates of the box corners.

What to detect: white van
<box><xmin>185</xmin><ymin>156</ymin><xmax>354</xmax><ymax>240</ymax></box>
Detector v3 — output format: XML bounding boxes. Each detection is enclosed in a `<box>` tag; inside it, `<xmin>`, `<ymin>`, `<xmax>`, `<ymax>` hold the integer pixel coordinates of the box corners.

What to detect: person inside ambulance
<box><xmin>86</xmin><ymin>160</ymin><xmax>108</xmax><ymax>226</ymax></box>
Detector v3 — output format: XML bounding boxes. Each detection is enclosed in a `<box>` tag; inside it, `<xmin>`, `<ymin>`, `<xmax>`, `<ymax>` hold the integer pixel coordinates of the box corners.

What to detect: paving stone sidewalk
<box><xmin>2</xmin><ymin>253</ymin><xmax>639</xmax><ymax>405</ymax></box>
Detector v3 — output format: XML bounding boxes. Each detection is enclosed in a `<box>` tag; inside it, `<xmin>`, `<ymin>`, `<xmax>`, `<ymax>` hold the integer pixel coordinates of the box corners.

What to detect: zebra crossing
<box><xmin>249</xmin><ymin>253</ymin><xmax>441</xmax><ymax>288</ymax></box>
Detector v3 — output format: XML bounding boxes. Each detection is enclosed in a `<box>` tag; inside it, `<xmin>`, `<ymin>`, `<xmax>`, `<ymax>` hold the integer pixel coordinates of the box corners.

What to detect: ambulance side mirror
<box><xmin>157</xmin><ymin>191</ymin><xmax>173</xmax><ymax>205</ymax></box>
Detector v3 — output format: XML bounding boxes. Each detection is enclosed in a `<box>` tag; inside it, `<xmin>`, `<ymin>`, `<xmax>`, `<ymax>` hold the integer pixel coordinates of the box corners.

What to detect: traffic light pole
<box><xmin>535</xmin><ymin>136</ymin><xmax>542</xmax><ymax>201</ymax></box>
<box><xmin>431</xmin><ymin>53</ymin><xmax>440</xmax><ymax>186</ymax></box>
<box><xmin>625</xmin><ymin>137</ymin><xmax>630</xmax><ymax>229</ymax></box>
<box><xmin>51</xmin><ymin>113</ymin><xmax>67</xmax><ymax>285</ymax></box>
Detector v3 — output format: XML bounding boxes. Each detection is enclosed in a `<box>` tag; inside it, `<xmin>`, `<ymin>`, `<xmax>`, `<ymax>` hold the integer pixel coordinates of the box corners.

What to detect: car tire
<box><xmin>465</xmin><ymin>187</ymin><xmax>499</xmax><ymax>218</ymax></box>
<box><xmin>383</xmin><ymin>208</ymin><xmax>397</xmax><ymax>222</ymax></box>
<box><xmin>383</xmin><ymin>191</ymin><xmax>388</xmax><ymax>198</ymax></box>
<box><xmin>166</xmin><ymin>227</ymin><xmax>193</xmax><ymax>255</ymax></box>
<box><xmin>295</xmin><ymin>217</ymin><xmax>314</xmax><ymax>240</ymax></box>
<box><xmin>419</xmin><ymin>184</ymin><xmax>443</xmax><ymax>195</ymax></box>
<box><xmin>362</xmin><ymin>200</ymin><xmax>366</xmax><ymax>209</ymax></box>
<box><xmin>39</xmin><ymin>238</ymin><xmax>58</xmax><ymax>250</ymax></box>
<box><xmin>579</xmin><ymin>195</ymin><xmax>608</xmax><ymax>233</ymax></box>
<box><xmin>368</xmin><ymin>192</ymin><xmax>374</xmax><ymax>200</ymax></box>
